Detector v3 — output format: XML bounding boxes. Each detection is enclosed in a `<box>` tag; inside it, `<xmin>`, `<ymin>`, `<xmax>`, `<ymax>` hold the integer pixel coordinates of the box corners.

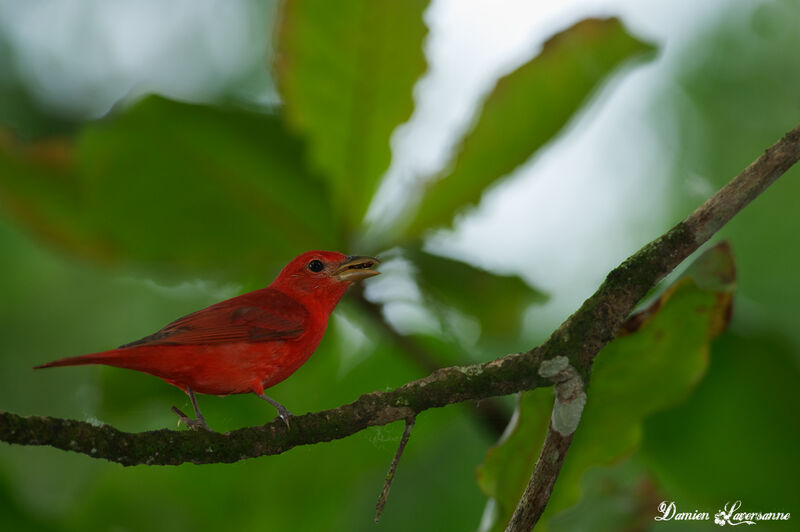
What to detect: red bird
<box><xmin>36</xmin><ymin>251</ymin><xmax>380</xmax><ymax>431</ymax></box>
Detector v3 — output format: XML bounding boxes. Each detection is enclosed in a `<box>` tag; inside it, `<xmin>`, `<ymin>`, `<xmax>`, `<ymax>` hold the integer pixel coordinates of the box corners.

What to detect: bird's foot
<box><xmin>171</xmin><ymin>406</ymin><xmax>213</xmax><ymax>432</ymax></box>
<box><xmin>256</xmin><ymin>393</ymin><xmax>293</xmax><ymax>429</ymax></box>
<box><xmin>273</xmin><ymin>404</ymin><xmax>293</xmax><ymax>429</ymax></box>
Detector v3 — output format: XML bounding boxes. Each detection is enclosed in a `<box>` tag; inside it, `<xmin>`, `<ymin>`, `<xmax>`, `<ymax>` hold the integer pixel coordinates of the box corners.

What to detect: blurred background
<box><xmin>0</xmin><ymin>0</ymin><xmax>798</xmax><ymax>530</ymax></box>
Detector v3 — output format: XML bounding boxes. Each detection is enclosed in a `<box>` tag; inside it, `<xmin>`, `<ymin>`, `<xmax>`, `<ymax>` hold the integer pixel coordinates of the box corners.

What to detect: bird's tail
<box><xmin>35</xmin><ymin>348</ymin><xmax>187</xmax><ymax>393</ymax></box>
<box><xmin>34</xmin><ymin>350</ymin><xmax>129</xmax><ymax>370</ymax></box>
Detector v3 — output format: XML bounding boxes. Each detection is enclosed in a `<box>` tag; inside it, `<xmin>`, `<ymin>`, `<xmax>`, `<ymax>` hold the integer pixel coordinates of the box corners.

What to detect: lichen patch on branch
<box><xmin>538</xmin><ymin>356</ymin><xmax>586</xmax><ymax>436</ymax></box>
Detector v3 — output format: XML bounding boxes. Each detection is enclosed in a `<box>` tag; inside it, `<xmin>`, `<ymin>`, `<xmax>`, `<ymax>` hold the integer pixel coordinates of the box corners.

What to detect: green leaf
<box><xmin>408</xmin><ymin>248</ymin><xmax>547</xmax><ymax>349</ymax></box>
<box><xmin>276</xmin><ymin>0</ymin><xmax>429</xmax><ymax>228</ymax></box>
<box><xmin>477</xmin><ymin>242</ymin><xmax>734</xmax><ymax>531</ymax></box>
<box><xmin>0</xmin><ymin>96</ymin><xmax>339</xmax><ymax>277</ymax></box>
<box><xmin>641</xmin><ymin>330</ymin><xmax>800</xmax><ymax>512</ymax></box>
<box><xmin>408</xmin><ymin>18</ymin><xmax>654</xmax><ymax>237</ymax></box>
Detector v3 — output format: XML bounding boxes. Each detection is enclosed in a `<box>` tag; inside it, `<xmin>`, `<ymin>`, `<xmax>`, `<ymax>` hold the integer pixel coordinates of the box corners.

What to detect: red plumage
<box><xmin>35</xmin><ymin>251</ymin><xmax>380</xmax><ymax>429</ymax></box>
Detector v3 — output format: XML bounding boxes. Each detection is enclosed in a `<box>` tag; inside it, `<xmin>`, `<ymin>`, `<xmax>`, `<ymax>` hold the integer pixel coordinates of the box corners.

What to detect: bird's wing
<box><xmin>120</xmin><ymin>289</ymin><xmax>307</xmax><ymax>347</ymax></box>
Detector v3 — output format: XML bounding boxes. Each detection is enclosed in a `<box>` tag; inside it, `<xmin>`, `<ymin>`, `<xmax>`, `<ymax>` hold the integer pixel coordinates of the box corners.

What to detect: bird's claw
<box><xmin>256</xmin><ymin>393</ymin><xmax>293</xmax><ymax>429</ymax></box>
<box><xmin>275</xmin><ymin>405</ymin><xmax>292</xmax><ymax>429</ymax></box>
<box><xmin>171</xmin><ymin>406</ymin><xmax>213</xmax><ymax>432</ymax></box>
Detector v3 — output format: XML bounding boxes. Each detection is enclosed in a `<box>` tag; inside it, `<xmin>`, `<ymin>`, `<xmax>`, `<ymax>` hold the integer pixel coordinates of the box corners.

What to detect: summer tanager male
<box><xmin>36</xmin><ymin>251</ymin><xmax>380</xmax><ymax>430</ymax></box>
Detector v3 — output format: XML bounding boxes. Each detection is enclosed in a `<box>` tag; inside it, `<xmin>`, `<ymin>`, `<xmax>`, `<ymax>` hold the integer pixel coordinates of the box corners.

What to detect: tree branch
<box><xmin>0</xmin><ymin>350</ymin><xmax>550</xmax><ymax>466</ymax></box>
<box><xmin>506</xmin><ymin>425</ymin><xmax>574</xmax><ymax>532</ymax></box>
<box><xmin>506</xmin><ymin>357</ymin><xmax>587</xmax><ymax>531</ymax></box>
<box><xmin>354</xmin><ymin>291</ymin><xmax>511</xmax><ymax>437</ymax></box>
<box><xmin>503</xmin><ymin>123</ymin><xmax>800</xmax><ymax>529</ymax></box>
<box><xmin>1</xmin><ymin>123</ymin><xmax>798</xmax><ymax>469</ymax></box>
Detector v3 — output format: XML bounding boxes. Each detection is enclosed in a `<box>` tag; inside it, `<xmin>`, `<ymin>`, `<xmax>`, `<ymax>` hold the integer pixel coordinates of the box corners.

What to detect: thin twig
<box><xmin>375</xmin><ymin>416</ymin><xmax>416</xmax><ymax>522</ymax></box>
<box><xmin>0</xmin><ymin>123</ymin><xmax>798</xmax><ymax>467</ymax></box>
<box><xmin>170</xmin><ymin>406</ymin><xmax>189</xmax><ymax>419</ymax></box>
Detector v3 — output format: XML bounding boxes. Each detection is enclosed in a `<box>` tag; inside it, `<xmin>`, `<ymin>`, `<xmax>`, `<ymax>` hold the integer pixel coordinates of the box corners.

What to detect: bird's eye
<box><xmin>307</xmin><ymin>259</ymin><xmax>325</xmax><ymax>272</ymax></box>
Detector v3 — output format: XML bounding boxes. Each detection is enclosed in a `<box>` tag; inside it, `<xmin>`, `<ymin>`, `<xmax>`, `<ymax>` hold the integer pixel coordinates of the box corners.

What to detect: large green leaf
<box><xmin>407</xmin><ymin>18</ymin><xmax>654</xmax><ymax>237</ymax></box>
<box><xmin>276</xmin><ymin>0</ymin><xmax>429</xmax><ymax>228</ymax></box>
<box><xmin>476</xmin><ymin>243</ymin><xmax>734</xmax><ymax>531</ymax></box>
<box><xmin>0</xmin><ymin>96</ymin><xmax>339</xmax><ymax>277</ymax></box>
<box><xmin>642</xmin><ymin>330</ymin><xmax>800</xmax><ymax>514</ymax></box>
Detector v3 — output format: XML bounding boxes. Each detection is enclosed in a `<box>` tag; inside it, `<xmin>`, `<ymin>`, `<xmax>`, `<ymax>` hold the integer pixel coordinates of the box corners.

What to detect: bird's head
<box><xmin>270</xmin><ymin>251</ymin><xmax>380</xmax><ymax>310</ymax></box>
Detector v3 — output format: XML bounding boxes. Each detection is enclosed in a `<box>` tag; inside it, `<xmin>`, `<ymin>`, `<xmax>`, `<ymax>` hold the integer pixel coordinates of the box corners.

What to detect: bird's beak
<box><xmin>334</xmin><ymin>256</ymin><xmax>381</xmax><ymax>282</ymax></box>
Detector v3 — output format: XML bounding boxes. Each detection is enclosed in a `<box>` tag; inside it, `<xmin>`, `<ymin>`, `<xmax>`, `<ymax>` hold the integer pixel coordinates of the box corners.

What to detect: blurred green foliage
<box><xmin>407</xmin><ymin>247</ymin><xmax>547</xmax><ymax>352</ymax></box>
<box><xmin>0</xmin><ymin>0</ymin><xmax>798</xmax><ymax>531</ymax></box>
<box><xmin>1</xmin><ymin>97</ymin><xmax>339</xmax><ymax>276</ymax></box>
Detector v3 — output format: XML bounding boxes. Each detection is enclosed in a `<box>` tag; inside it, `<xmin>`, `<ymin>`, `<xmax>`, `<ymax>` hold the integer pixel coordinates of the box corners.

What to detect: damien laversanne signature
<box><xmin>655</xmin><ymin>501</ymin><xmax>791</xmax><ymax>526</ymax></box>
